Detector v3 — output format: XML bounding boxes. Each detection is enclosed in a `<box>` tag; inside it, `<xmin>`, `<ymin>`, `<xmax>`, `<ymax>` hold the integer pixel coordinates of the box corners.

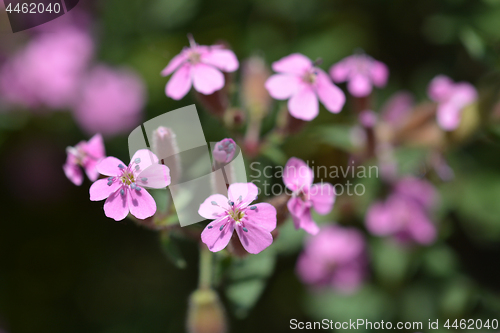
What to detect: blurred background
<box><xmin>2</xmin><ymin>0</ymin><xmax>500</xmax><ymax>332</ymax></box>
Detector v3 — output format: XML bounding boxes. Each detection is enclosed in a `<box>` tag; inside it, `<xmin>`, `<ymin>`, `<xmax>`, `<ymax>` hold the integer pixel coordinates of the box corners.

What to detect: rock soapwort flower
<box><xmin>365</xmin><ymin>177</ymin><xmax>437</xmax><ymax>245</ymax></box>
<box><xmin>63</xmin><ymin>134</ymin><xmax>105</xmax><ymax>186</ymax></box>
<box><xmin>284</xmin><ymin>158</ymin><xmax>335</xmax><ymax>235</ymax></box>
<box><xmin>199</xmin><ymin>183</ymin><xmax>277</xmax><ymax>254</ymax></box>
<box><xmin>265</xmin><ymin>53</ymin><xmax>345</xmax><ymax>121</ymax></box>
<box><xmin>330</xmin><ymin>53</ymin><xmax>389</xmax><ymax>97</ymax></box>
<box><xmin>162</xmin><ymin>35</ymin><xmax>239</xmax><ymax>100</ymax></box>
<box><xmin>427</xmin><ymin>75</ymin><xmax>477</xmax><ymax>131</ymax></box>
<box><xmin>89</xmin><ymin>150</ymin><xmax>171</xmax><ymax>221</ymax></box>
<box><xmin>296</xmin><ymin>225</ymin><xmax>367</xmax><ymax>293</ymax></box>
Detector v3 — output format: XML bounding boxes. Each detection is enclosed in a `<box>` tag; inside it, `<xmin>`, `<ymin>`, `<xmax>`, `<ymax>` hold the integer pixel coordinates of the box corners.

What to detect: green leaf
<box><xmin>224</xmin><ymin>251</ymin><xmax>276</xmax><ymax>318</ymax></box>
<box><xmin>159</xmin><ymin>233</ymin><xmax>187</xmax><ymax>269</ymax></box>
<box><xmin>305</xmin><ymin>285</ymin><xmax>392</xmax><ymax>332</ymax></box>
<box><xmin>371</xmin><ymin>239</ymin><xmax>412</xmax><ymax>287</ymax></box>
<box><xmin>315</xmin><ymin>124</ymin><xmax>355</xmax><ymax>151</ymax></box>
<box><xmin>149</xmin><ymin>189</ymin><xmax>170</xmax><ymax>215</ymax></box>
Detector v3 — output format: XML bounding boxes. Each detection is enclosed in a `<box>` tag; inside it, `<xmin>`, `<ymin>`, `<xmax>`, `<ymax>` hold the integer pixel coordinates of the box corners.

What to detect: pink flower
<box><xmin>73</xmin><ymin>65</ymin><xmax>146</xmax><ymax>137</ymax></box>
<box><xmin>161</xmin><ymin>35</ymin><xmax>239</xmax><ymax>100</ymax></box>
<box><xmin>212</xmin><ymin>138</ymin><xmax>236</xmax><ymax>164</ymax></box>
<box><xmin>199</xmin><ymin>183</ymin><xmax>277</xmax><ymax>254</ymax></box>
<box><xmin>329</xmin><ymin>54</ymin><xmax>389</xmax><ymax>97</ymax></box>
<box><xmin>365</xmin><ymin>177</ymin><xmax>437</xmax><ymax>245</ymax></box>
<box><xmin>380</xmin><ymin>91</ymin><xmax>414</xmax><ymax>126</ymax></box>
<box><xmin>89</xmin><ymin>150</ymin><xmax>171</xmax><ymax>221</ymax></box>
<box><xmin>283</xmin><ymin>158</ymin><xmax>335</xmax><ymax>235</ymax></box>
<box><xmin>63</xmin><ymin>134</ymin><xmax>105</xmax><ymax>186</ymax></box>
<box><xmin>296</xmin><ymin>225</ymin><xmax>367</xmax><ymax>293</ymax></box>
<box><xmin>265</xmin><ymin>53</ymin><xmax>345</xmax><ymax>121</ymax></box>
<box><xmin>0</xmin><ymin>27</ymin><xmax>93</xmax><ymax>110</ymax></box>
<box><xmin>427</xmin><ymin>75</ymin><xmax>477</xmax><ymax>131</ymax></box>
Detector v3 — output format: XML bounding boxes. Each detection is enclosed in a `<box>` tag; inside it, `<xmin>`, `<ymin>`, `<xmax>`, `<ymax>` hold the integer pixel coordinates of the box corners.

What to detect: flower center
<box><xmin>120</xmin><ymin>170</ymin><xmax>135</xmax><ymax>185</ymax></box>
<box><xmin>188</xmin><ymin>50</ymin><xmax>201</xmax><ymax>64</ymax></box>
<box><xmin>229</xmin><ymin>208</ymin><xmax>245</xmax><ymax>222</ymax></box>
<box><xmin>302</xmin><ymin>69</ymin><xmax>317</xmax><ymax>84</ymax></box>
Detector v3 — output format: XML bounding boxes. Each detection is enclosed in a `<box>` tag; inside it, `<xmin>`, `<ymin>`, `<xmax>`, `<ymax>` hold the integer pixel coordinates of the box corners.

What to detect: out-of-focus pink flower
<box><xmin>265</xmin><ymin>53</ymin><xmax>345</xmax><ymax>121</ymax></box>
<box><xmin>89</xmin><ymin>150</ymin><xmax>170</xmax><ymax>221</ymax></box>
<box><xmin>296</xmin><ymin>225</ymin><xmax>367</xmax><ymax>293</ymax></box>
<box><xmin>358</xmin><ymin>110</ymin><xmax>377</xmax><ymax>128</ymax></box>
<box><xmin>63</xmin><ymin>134</ymin><xmax>105</xmax><ymax>186</ymax></box>
<box><xmin>73</xmin><ymin>65</ymin><xmax>146</xmax><ymax>137</ymax></box>
<box><xmin>283</xmin><ymin>157</ymin><xmax>335</xmax><ymax>235</ymax></box>
<box><xmin>380</xmin><ymin>91</ymin><xmax>414</xmax><ymax>126</ymax></box>
<box><xmin>427</xmin><ymin>75</ymin><xmax>477</xmax><ymax>131</ymax></box>
<box><xmin>365</xmin><ymin>177</ymin><xmax>437</xmax><ymax>245</ymax></box>
<box><xmin>0</xmin><ymin>27</ymin><xmax>93</xmax><ymax>109</ymax></box>
<box><xmin>329</xmin><ymin>54</ymin><xmax>389</xmax><ymax>97</ymax></box>
<box><xmin>199</xmin><ymin>183</ymin><xmax>277</xmax><ymax>254</ymax></box>
<box><xmin>212</xmin><ymin>138</ymin><xmax>236</xmax><ymax>164</ymax></box>
<box><xmin>161</xmin><ymin>35</ymin><xmax>239</xmax><ymax>100</ymax></box>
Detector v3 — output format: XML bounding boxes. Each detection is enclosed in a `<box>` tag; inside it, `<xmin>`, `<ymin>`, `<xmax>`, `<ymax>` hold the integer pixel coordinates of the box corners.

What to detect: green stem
<box><xmin>198</xmin><ymin>244</ymin><xmax>213</xmax><ymax>289</ymax></box>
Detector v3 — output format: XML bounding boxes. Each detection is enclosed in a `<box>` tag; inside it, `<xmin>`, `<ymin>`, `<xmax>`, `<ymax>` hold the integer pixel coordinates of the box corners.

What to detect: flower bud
<box><xmin>187</xmin><ymin>289</ymin><xmax>227</xmax><ymax>333</ymax></box>
<box><xmin>152</xmin><ymin>126</ymin><xmax>181</xmax><ymax>185</ymax></box>
<box><xmin>241</xmin><ymin>56</ymin><xmax>271</xmax><ymax>118</ymax></box>
<box><xmin>212</xmin><ymin>138</ymin><xmax>236</xmax><ymax>164</ymax></box>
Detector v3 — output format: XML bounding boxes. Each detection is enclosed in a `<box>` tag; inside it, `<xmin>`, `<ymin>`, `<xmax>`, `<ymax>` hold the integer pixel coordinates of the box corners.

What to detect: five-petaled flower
<box><xmin>161</xmin><ymin>35</ymin><xmax>239</xmax><ymax>100</ymax></box>
<box><xmin>296</xmin><ymin>225</ymin><xmax>368</xmax><ymax>293</ymax></box>
<box><xmin>365</xmin><ymin>177</ymin><xmax>437</xmax><ymax>245</ymax></box>
<box><xmin>265</xmin><ymin>53</ymin><xmax>345</xmax><ymax>121</ymax></box>
<box><xmin>89</xmin><ymin>149</ymin><xmax>171</xmax><ymax>221</ymax></box>
<box><xmin>329</xmin><ymin>53</ymin><xmax>389</xmax><ymax>97</ymax></box>
<box><xmin>199</xmin><ymin>183</ymin><xmax>277</xmax><ymax>254</ymax></box>
<box><xmin>63</xmin><ymin>133</ymin><xmax>105</xmax><ymax>186</ymax></box>
<box><xmin>283</xmin><ymin>157</ymin><xmax>335</xmax><ymax>235</ymax></box>
<box><xmin>427</xmin><ymin>75</ymin><xmax>477</xmax><ymax>131</ymax></box>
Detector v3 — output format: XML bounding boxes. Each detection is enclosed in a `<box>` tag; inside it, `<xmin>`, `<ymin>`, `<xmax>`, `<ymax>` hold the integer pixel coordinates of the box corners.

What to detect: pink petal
<box><xmin>137</xmin><ymin>164</ymin><xmax>171</xmax><ymax>189</ymax></box>
<box><xmin>96</xmin><ymin>156</ymin><xmax>125</xmax><ymax>177</ymax></box>
<box><xmin>199</xmin><ymin>194</ymin><xmax>230</xmax><ymax>220</ymax></box>
<box><xmin>166</xmin><ymin>63</ymin><xmax>192</xmax><ymax>100</ymax></box>
<box><xmin>315</xmin><ymin>70</ymin><xmax>345</xmax><ymax>114</ymax></box>
<box><xmin>127</xmin><ymin>188</ymin><xmax>157</xmax><ymax>219</ymax></box>
<box><xmin>272</xmin><ymin>53</ymin><xmax>312</xmax><ymax>75</ymax></box>
<box><xmin>201</xmin><ymin>216</ymin><xmax>234</xmax><ymax>252</ymax></box>
<box><xmin>103</xmin><ymin>187</ymin><xmax>130</xmax><ymax>221</ymax></box>
<box><xmin>451</xmin><ymin>82</ymin><xmax>477</xmax><ymax>106</ymax></box>
<box><xmin>283</xmin><ymin>157</ymin><xmax>314</xmax><ymax>192</ymax></box>
<box><xmin>83</xmin><ymin>159</ymin><xmax>100</xmax><ymax>182</ymax></box>
<box><xmin>243</xmin><ymin>203</ymin><xmax>277</xmax><ymax>232</ymax></box>
<box><xmin>380</xmin><ymin>91</ymin><xmax>414</xmax><ymax>126</ymax></box>
<box><xmin>296</xmin><ymin>253</ymin><xmax>328</xmax><ymax>285</ymax></box>
<box><xmin>63</xmin><ymin>162</ymin><xmax>83</xmax><ymax>186</ymax></box>
<box><xmin>201</xmin><ymin>48</ymin><xmax>239</xmax><ymax>72</ymax></box>
<box><xmin>437</xmin><ymin>102</ymin><xmax>461</xmax><ymax>130</ymax></box>
<box><xmin>161</xmin><ymin>52</ymin><xmax>188</xmax><ymax>76</ymax></box>
<box><xmin>370</xmin><ymin>60</ymin><xmax>389</xmax><ymax>87</ymax></box>
<box><xmin>306</xmin><ymin>226</ymin><xmax>365</xmax><ymax>263</ymax></box>
<box><xmin>131</xmin><ymin>149</ymin><xmax>159</xmax><ymax>172</ymax></box>
<box><xmin>365</xmin><ymin>201</ymin><xmax>397</xmax><ymax>236</ymax></box>
<box><xmin>428</xmin><ymin>75</ymin><xmax>454</xmax><ymax>102</ymax></box>
<box><xmin>192</xmin><ymin>63</ymin><xmax>225</xmax><ymax>95</ymax></box>
<box><xmin>288</xmin><ymin>85</ymin><xmax>319</xmax><ymax>120</ymax></box>
<box><xmin>347</xmin><ymin>74</ymin><xmax>372</xmax><ymax>97</ymax></box>
<box><xmin>264</xmin><ymin>74</ymin><xmax>300</xmax><ymax>99</ymax></box>
<box><xmin>85</xmin><ymin>133</ymin><xmax>105</xmax><ymax>160</ymax></box>
<box><xmin>309</xmin><ymin>183</ymin><xmax>335</xmax><ymax>215</ymax></box>
<box><xmin>329</xmin><ymin>58</ymin><xmax>351</xmax><ymax>82</ymax></box>
<box><xmin>287</xmin><ymin>196</ymin><xmax>307</xmax><ymax>229</ymax></box>
<box><xmin>228</xmin><ymin>182</ymin><xmax>259</xmax><ymax>207</ymax></box>
<box><xmin>407</xmin><ymin>211</ymin><xmax>436</xmax><ymax>245</ymax></box>
<box><xmin>330</xmin><ymin>263</ymin><xmax>365</xmax><ymax>293</ymax></box>
<box><xmin>89</xmin><ymin>178</ymin><xmax>122</xmax><ymax>201</ymax></box>
<box><xmin>235</xmin><ymin>222</ymin><xmax>273</xmax><ymax>254</ymax></box>
<box><xmin>297</xmin><ymin>209</ymin><xmax>319</xmax><ymax>235</ymax></box>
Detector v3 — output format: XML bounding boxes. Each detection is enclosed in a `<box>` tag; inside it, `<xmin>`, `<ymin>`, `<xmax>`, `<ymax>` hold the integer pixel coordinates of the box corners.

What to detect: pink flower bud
<box><xmin>212</xmin><ymin>138</ymin><xmax>236</xmax><ymax>164</ymax></box>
